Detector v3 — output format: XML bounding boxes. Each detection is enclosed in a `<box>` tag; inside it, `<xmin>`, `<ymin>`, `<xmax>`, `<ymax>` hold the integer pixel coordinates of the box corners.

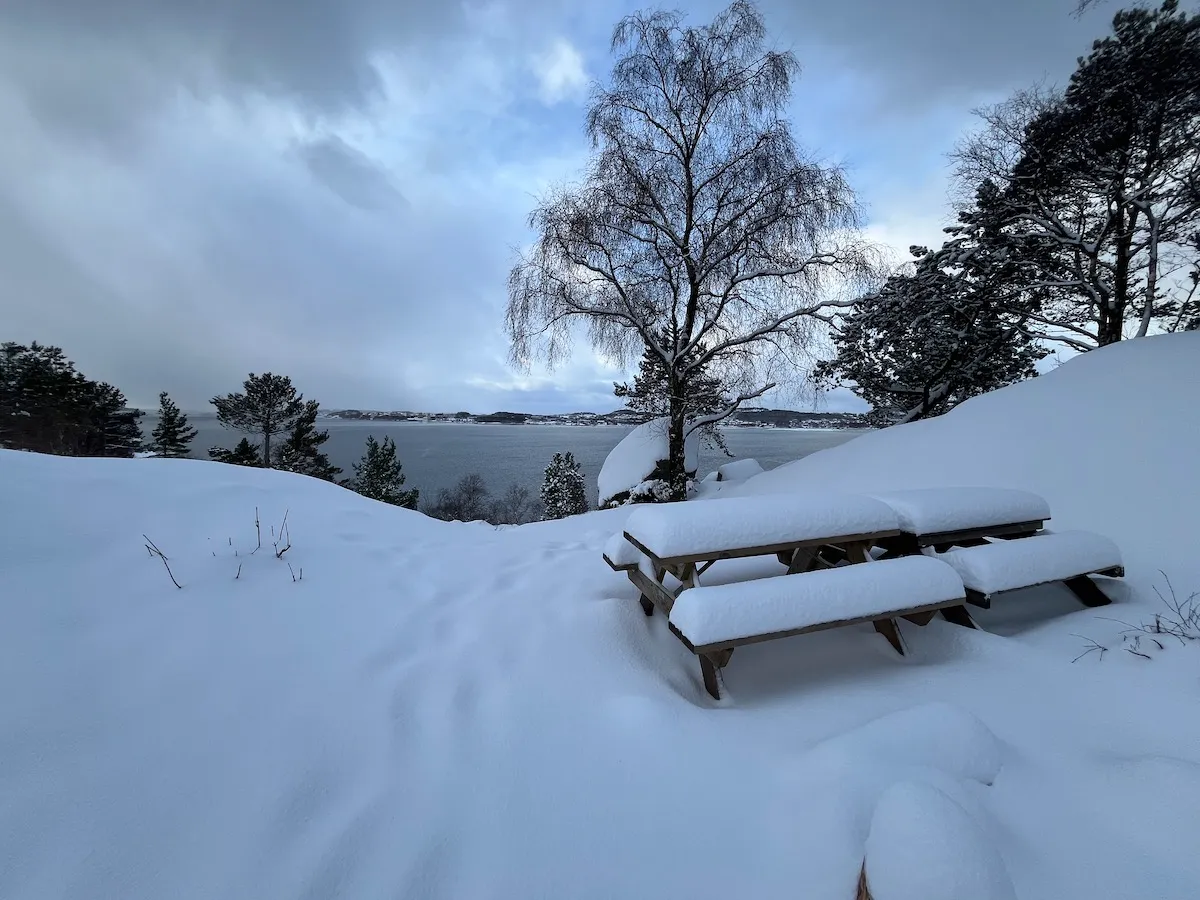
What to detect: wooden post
<box><xmin>873</xmin><ymin>618</ymin><xmax>905</xmax><ymax>655</ymax></box>
<box><xmin>639</xmin><ymin>595</ymin><xmax>654</xmax><ymax>616</ymax></box>
<box><xmin>699</xmin><ymin>655</ymin><xmax>722</xmax><ymax>699</ymax></box>
<box><xmin>940</xmin><ymin>605</ymin><xmax>978</xmax><ymax>628</ymax></box>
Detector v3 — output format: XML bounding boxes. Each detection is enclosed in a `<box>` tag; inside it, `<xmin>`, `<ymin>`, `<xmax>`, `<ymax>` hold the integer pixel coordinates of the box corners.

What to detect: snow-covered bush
<box><xmin>541</xmin><ymin>452</ymin><xmax>588</xmax><ymax>519</ymax></box>
<box><xmin>597</xmin><ymin>417</ymin><xmax>699</xmax><ymax>508</ymax></box>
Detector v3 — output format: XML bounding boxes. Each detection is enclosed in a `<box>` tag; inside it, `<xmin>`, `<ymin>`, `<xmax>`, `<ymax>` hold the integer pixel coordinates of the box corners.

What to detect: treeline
<box><xmin>1</xmin><ymin>348</ymin><xmax>593</xmax><ymax>523</ymax></box>
<box><xmin>818</xmin><ymin>0</ymin><xmax>1200</xmax><ymax>424</ymax></box>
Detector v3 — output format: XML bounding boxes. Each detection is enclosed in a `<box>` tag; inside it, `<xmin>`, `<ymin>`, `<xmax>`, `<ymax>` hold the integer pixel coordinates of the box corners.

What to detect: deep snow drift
<box><xmin>2</xmin><ymin>333</ymin><xmax>1199</xmax><ymax>900</ymax></box>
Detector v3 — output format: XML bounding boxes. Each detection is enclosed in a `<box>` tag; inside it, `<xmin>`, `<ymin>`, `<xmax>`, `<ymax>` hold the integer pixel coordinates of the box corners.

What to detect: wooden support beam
<box><xmin>699</xmin><ymin>655</ymin><xmax>722</xmax><ymax>700</ymax></box>
<box><xmin>873</xmin><ymin>618</ymin><xmax>906</xmax><ymax>655</ymax></box>
<box><xmin>1064</xmin><ymin>575</ymin><xmax>1112</xmax><ymax>608</ymax></box>
<box><xmin>939</xmin><ymin>604</ymin><xmax>977</xmax><ymax>629</ymax></box>
<box><xmin>901</xmin><ymin>610</ymin><xmax>937</xmax><ymax>626</ymax></box>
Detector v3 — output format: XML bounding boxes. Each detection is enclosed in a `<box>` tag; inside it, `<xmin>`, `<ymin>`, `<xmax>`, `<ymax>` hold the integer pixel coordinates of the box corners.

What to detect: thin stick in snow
<box><xmin>143</xmin><ymin>535</ymin><xmax>182</xmax><ymax>590</ymax></box>
<box><xmin>273</xmin><ymin>509</ymin><xmax>291</xmax><ymax>559</ymax></box>
<box><xmin>251</xmin><ymin>507</ymin><xmax>262</xmax><ymax>554</ymax></box>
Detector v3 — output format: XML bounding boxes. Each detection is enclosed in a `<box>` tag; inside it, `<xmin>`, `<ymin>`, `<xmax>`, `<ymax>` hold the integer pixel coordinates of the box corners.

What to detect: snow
<box><xmin>596</xmin><ymin>417</ymin><xmax>699</xmax><ymax>506</ymax></box>
<box><xmin>668</xmin><ymin>555</ymin><xmax>965</xmax><ymax>647</ymax></box>
<box><xmin>2</xmin><ymin>334</ymin><xmax>1199</xmax><ymax>900</ymax></box>
<box><xmin>602</xmin><ymin>531</ymin><xmax>642</xmax><ymax>570</ymax></box>
<box><xmin>864</xmin><ymin>781</ymin><xmax>1017</xmax><ymax>900</ymax></box>
<box><xmin>716</xmin><ymin>458</ymin><xmax>764</xmax><ymax>482</ymax></box>
<box><xmin>623</xmin><ymin>491</ymin><xmax>900</xmax><ymax>560</ymax></box>
<box><xmin>933</xmin><ymin>529</ymin><xmax>1122</xmax><ymax>596</ymax></box>
<box><xmin>866</xmin><ymin>486</ymin><xmax>1051</xmax><ymax>535</ymax></box>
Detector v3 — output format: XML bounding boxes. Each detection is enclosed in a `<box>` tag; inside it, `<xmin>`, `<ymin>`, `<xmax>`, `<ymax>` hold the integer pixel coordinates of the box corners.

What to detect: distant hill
<box><xmin>324</xmin><ymin>407</ymin><xmax>870</xmax><ymax>429</ymax></box>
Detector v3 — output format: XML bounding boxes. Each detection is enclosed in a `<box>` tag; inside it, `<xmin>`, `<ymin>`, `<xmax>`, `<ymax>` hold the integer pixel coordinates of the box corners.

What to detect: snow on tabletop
<box><xmin>716</xmin><ymin>458</ymin><xmax>765</xmax><ymax>482</ymax></box>
<box><xmin>602</xmin><ymin>531</ymin><xmax>642</xmax><ymax>569</ymax></box>
<box><xmin>865</xmin><ymin>486</ymin><xmax>1052</xmax><ymax>536</ymax></box>
<box><xmin>933</xmin><ymin>529</ymin><xmax>1122</xmax><ymax>595</ymax></box>
<box><xmin>864</xmin><ymin>781</ymin><xmax>1017</xmax><ymax>900</ymax></box>
<box><xmin>596</xmin><ymin>416</ymin><xmax>699</xmax><ymax>506</ymax></box>
<box><xmin>667</xmin><ymin>556</ymin><xmax>964</xmax><ymax>647</ymax></box>
<box><xmin>623</xmin><ymin>491</ymin><xmax>900</xmax><ymax>560</ymax></box>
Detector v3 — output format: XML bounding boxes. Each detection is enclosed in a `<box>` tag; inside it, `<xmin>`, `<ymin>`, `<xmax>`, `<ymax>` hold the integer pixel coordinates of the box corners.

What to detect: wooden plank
<box><xmin>919</xmin><ymin>519</ymin><xmax>1045</xmax><ymax>549</ymax></box>
<box><xmin>785</xmin><ymin>547</ymin><xmax>817</xmax><ymax>574</ymax></box>
<box><xmin>873</xmin><ymin>618</ymin><xmax>906</xmax><ymax>655</ymax></box>
<box><xmin>639</xmin><ymin>595</ymin><xmax>654</xmax><ymax>617</ymax></box>
<box><xmin>627</xmin><ymin>567</ymin><xmax>677</xmax><ymax>616</ymax></box>
<box><xmin>623</xmin><ymin>528</ymin><xmax>901</xmax><ymax>569</ymax></box>
<box><xmin>602</xmin><ymin>553</ymin><xmax>639</xmax><ymax>572</ymax></box>
<box><xmin>901</xmin><ymin>610</ymin><xmax>937</xmax><ymax>626</ymax></box>
<box><xmin>673</xmin><ymin>595</ymin><xmax>967</xmax><ymax>655</ymax></box>
<box><xmin>1064</xmin><ymin>575</ymin><xmax>1112</xmax><ymax>607</ymax></box>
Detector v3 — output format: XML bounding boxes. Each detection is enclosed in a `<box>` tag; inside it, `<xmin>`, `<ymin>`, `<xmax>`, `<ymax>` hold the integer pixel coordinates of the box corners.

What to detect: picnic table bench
<box><xmin>603</xmin><ymin>485</ymin><xmax>1125</xmax><ymax>700</ymax></box>
<box><xmin>604</xmin><ymin>492</ymin><xmax>975</xmax><ymax>699</ymax></box>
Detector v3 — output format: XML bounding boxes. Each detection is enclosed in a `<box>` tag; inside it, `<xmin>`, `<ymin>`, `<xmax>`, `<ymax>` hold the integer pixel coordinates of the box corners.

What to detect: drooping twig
<box><xmin>1070</xmin><ymin>635</ymin><xmax>1107</xmax><ymax>663</ymax></box>
<box><xmin>143</xmin><ymin>535</ymin><xmax>183</xmax><ymax>589</ymax></box>
<box><xmin>236</xmin><ymin>562</ymin><xmax>242</xmax><ymax>580</ymax></box>
<box><xmin>273</xmin><ymin>509</ymin><xmax>291</xmax><ymax>559</ymax></box>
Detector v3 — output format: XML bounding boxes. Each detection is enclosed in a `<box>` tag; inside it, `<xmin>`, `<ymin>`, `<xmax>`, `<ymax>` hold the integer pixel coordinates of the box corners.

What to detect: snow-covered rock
<box><xmin>715</xmin><ymin>458</ymin><xmax>764</xmax><ymax>482</ymax></box>
<box><xmin>863</xmin><ymin>781</ymin><xmax>1017</xmax><ymax>900</ymax></box>
<box><xmin>596</xmin><ymin>417</ymin><xmax>699</xmax><ymax>507</ymax></box>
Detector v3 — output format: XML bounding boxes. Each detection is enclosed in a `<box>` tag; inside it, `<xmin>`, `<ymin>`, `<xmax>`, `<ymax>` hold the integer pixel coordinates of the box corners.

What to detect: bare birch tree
<box><xmin>506</xmin><ymin>0</ymin><xmax>875</xmax><ymax>500</ymax></box>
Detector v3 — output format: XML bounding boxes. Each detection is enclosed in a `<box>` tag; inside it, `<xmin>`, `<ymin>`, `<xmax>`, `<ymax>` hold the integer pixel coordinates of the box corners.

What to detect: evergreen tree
<box><xmin>614</xmin><ymin>333</ymin><xmax>734</xmax><ymax>455</ymax></box>
<box><xmin>818</xmin><ymin>240</ymin><xmax>1046</xmax><ymax>425</ymax></box>
<box><xmin>343</xmin><ymin>435</ymin><xmax>419</xmax><ymax>508</ymax></box>
<box><xmin>540</xmin><ymin>451</ymin><xmax>589</xmax><ymax>519</ymax></box>
<box><xmin>272</xmin><ymin>399</ymin><xmax>341</xmax><ymax>481</ymax></box>
<box><xmin>0</xmin><ymin>341</ymin><xmax>140</xmax><ymax>456</ymax></box>
<box><xmin>211</xmin><ymin>372</ymin><xmax>305</xmax><ymax>467</ymax></box>
<box><xmin>149</xmin><ymin>391</ymin><xmax>198</xmax><ymax>457</ymax></box>
<box><xmin>209</xmin><ymin>438</ymin><xmax>262</xmax><ymax>466</ymax></box>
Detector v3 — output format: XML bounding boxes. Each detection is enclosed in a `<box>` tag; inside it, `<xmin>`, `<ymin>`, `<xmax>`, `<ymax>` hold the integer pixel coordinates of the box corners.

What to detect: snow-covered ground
<box><xmin>2</xmin><ymin>333</ymin><xmax>1198</xmax><ymax>900</ymax></box>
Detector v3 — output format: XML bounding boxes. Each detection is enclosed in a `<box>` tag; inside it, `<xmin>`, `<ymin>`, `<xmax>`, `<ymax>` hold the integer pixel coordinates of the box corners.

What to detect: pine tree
<box><xmin>149</xmin><ymin>391</ymin><xmax>198</xmax><ymax>457</ymax></box>
<box><xmin>540</xmin><ymin>451</ymin><xmax>589</xmax><ymax>519</ymax></box>
<box><xmin>211</xmin><ymin>372</ymin><xmax>306</xmax><ymax>467</ymax></box>
<box><xmin>272</xmin><ymin>399</ymin><xmax>341</xmax><ymax>481</ymax></box>
<box><xmin>209</xmin><ymin>438</ymin><xmax>262</xmax><ymax>466</ymax></box>
<box><xmin>343</xmin><ymin>435</ymin><xmax>418</xmax><ymax>508</ymax></box>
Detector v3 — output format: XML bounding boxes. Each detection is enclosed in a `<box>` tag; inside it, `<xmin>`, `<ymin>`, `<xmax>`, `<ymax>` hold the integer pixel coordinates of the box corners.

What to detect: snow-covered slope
<box><xmin>2</xmin><ymin>334</ymin><xmax>1199</xmax><ymax>900</ymax></box>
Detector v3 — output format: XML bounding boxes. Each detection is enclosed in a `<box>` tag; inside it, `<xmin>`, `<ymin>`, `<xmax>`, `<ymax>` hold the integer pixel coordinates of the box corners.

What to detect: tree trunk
<box><xmin>262</xmin><ymin>427</ymin><xmax>272</xmax><ymax>468</ymax></box>
<box><xmin>667</xmin><ymin>374</ymin><xmax>688</xmax><ymax>503</ymax></box>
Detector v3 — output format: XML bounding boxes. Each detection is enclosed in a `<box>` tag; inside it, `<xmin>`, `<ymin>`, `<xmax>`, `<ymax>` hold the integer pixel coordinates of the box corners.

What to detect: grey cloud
<box><xmin>296</xmin><ymin>136</ymin><xmax>407</xmax><ymax>211</ymax></box>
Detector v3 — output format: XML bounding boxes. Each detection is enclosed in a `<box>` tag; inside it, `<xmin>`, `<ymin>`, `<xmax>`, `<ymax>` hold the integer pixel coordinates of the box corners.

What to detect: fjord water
<box><xmin>163</xmin><ymin>418</ymin><xmax>863</xmax><ymax>505</ymax></box>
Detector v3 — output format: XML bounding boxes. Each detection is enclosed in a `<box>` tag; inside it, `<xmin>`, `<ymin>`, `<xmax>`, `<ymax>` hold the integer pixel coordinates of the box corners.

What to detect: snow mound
<box><xmin>716</xmin><ymin>458</ymin><xmax>764</xmax><ymax>482</ymax></box>
<box><xmin>864</xmin><ymin>781</ymin><xmax>1016</xmax><ymax>900</ymax></box>
<box><xmin>866</xmin><ymin>486</ymin><xmax>1051</xmax><ymax>535</ymax></box>
<box><xmin>734</xmin><ymin>332</ymin><xmax>1200</xmax><ymax>594</ymax></box>
<box><xmin>668</xmin><ymin>556</ymin><xmax>964</xmax><ymax>648</ymax></box>
<box><xmin>805</xmin><ymin>702</ymin><xmax>1005</xmax><ymax>788</ymax></box>
<box><xmin>597</xmin><ymin>417</ymin><xmax>698</xmax><ymax>507</ymax></box>
<box><xmin>933</xmin><ymin>529</ymin><xmax>1122</xmax><ymax>595</ymax></box>
<box><xmin>623</xmin><ymin>491</ymin><xmax>899</xmax><ymax>560</ymax></box>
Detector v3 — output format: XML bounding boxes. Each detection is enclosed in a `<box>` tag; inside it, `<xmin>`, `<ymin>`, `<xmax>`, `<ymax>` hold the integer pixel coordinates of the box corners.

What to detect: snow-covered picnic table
<box><xmin>604</xmin><ymin>486</ymin><xmax>1124</xmax><ymax>700</ymax></box>
<box><xmin>606</xmin><ymin>492</ymin><xmax>975</xmax><ymax>698</ymax></box>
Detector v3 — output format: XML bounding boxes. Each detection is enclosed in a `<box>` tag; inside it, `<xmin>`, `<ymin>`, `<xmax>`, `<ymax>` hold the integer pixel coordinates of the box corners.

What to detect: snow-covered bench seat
<box><xmin>666</xmin><ymin>556</ymin><xmax>971</xmax><ymax>699</ymax></box>
<box><xmin>618</xmin><ymin>491</ymin><xmax>903</xmax><ymax>618</ymax></box>
<box><xmin>931</xmin><ymin>529</ymin><xmax>1123</xmax><ymax>609</ymax></box>
<box><xmin>602</xmin><ymin>531</ymin><xmax>643</xmax><ymax>572</ymax></box>
<box><xmin>867</xmin><ymin>487</ymin><xmax>1051</xmax><ymax>554</ymax></box>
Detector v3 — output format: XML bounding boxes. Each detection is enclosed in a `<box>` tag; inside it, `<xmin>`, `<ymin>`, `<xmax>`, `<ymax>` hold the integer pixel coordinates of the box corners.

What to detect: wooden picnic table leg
<box><xmin>786</xmin><ymin>547</ymin><xmax>817</xmax><ymax>574</ymax></box>
<box><xmin>1063</xmin><ymin>575</ymin><xmax>1112</xmax><ymax>608</ymax></box>
<box><xmin>901</xmin><ymin>610</ymin><xmax>938</xmax><ymax>626</ymax></box>
<box><xmin>844</xmin><ymin>541</ymin><xmax>872</xmax><ymax>564</ymax></box>
<box><xmin>639</xmin><ymin>595</ymin><xmax>654</xmax><ymax>616</ymax></box>
<box><xmin>873</xmin><ymin>618</ymin><xmax>906</xmax><ymax>655</ymax></box>
<box><xmin>939</xmin><ymin>604</ymin><xmax>978</xmax><ymax>629</ymax></box>
<box><xmin>699</xmin><ymin>654</ymin><xmax>722</xmax><ymax>700</ymax></box>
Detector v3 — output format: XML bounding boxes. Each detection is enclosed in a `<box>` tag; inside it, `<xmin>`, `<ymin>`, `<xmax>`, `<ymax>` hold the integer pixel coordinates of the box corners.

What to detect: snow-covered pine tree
<box><xmin>343</xmin><ymin>435</ymin><xmax>419</xmax><ymax>508</ymax></box>
<box><xmin>209</xmin><ymin>437</ymin><xmax>262</xmax><ymax>466</ymax></box>
<box><xmin>540</xmin><ymin>451</ymin><xmax>589</xmax><ymax>519</ymax></box>
<box><xmin>149</xmin><ymin>391</ymin><xmax>198</xmax><ymax>457</ymax></box>
<box><xmin>272</xmin><ymin>399</ymin><xmax>341</xmax><ymax>481</ymax></box>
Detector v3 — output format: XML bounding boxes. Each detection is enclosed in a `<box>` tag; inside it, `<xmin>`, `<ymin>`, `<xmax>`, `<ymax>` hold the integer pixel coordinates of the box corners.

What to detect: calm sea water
<box><xmin>150</xmin><ymin>417</ymin><xmax>864</xmax><ymax>505</ymax></box>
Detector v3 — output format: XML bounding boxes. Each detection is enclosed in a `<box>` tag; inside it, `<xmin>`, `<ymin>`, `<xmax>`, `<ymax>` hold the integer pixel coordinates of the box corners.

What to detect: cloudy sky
<box><xmin>0</xmin><ymin>0</ymin><xmax>1119</xmax><ymax>413</ymax></box>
